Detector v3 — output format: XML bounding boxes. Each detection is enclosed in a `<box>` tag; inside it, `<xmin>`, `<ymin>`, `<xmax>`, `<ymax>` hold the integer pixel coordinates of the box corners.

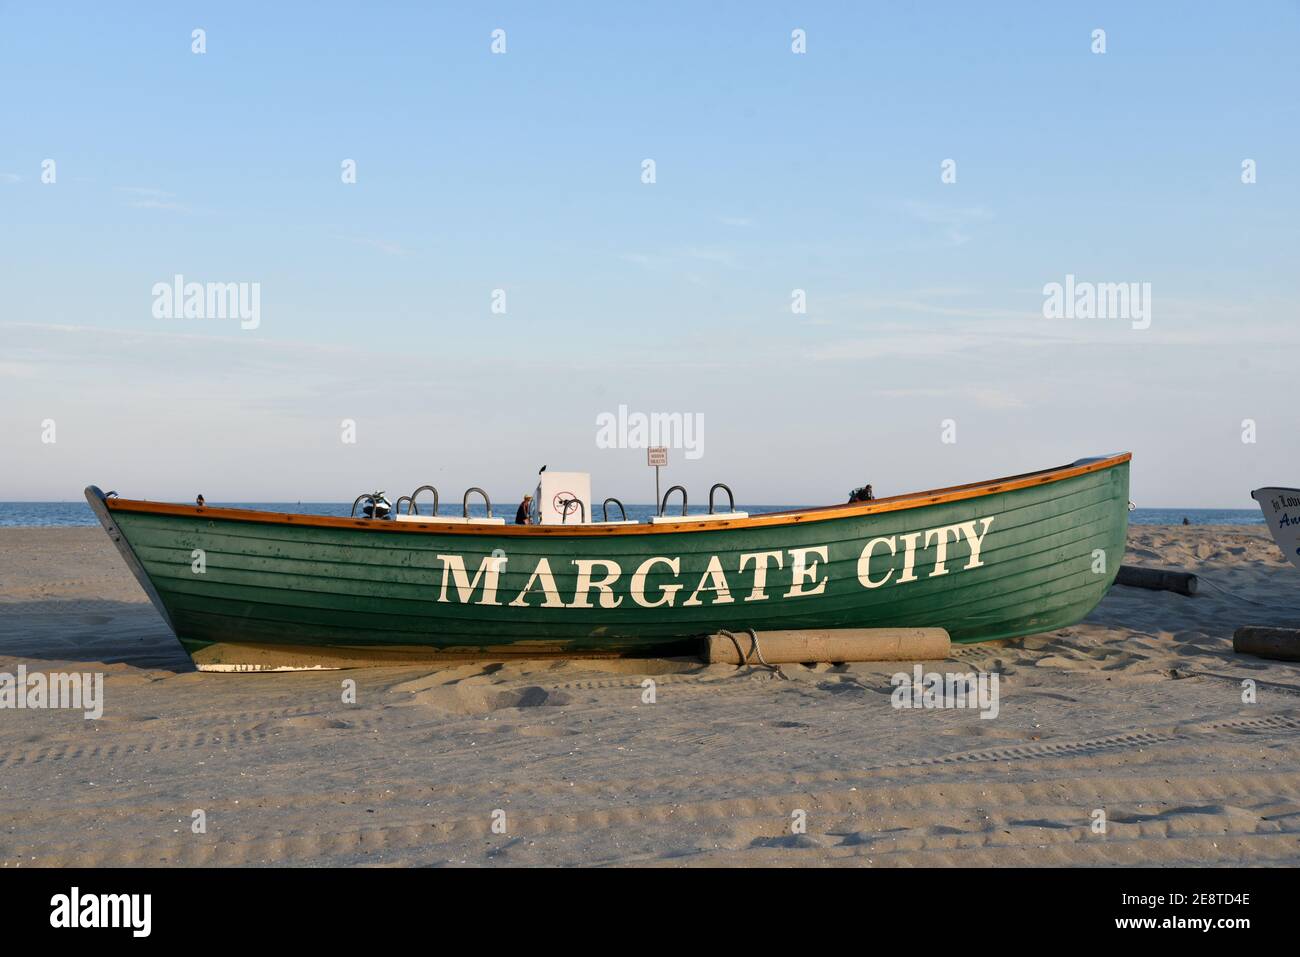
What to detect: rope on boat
<box><xmin>715</xmin><ymin>627</ymin><xmax>788</xmax><ymax>680</ymax></box>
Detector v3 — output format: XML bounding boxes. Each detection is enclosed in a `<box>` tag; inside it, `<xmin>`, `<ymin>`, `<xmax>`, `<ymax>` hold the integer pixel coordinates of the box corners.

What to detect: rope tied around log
<box><xmin>715</xmin><ymin>627</ymin><xmax>788</xmax><ymax>680</ymax></box>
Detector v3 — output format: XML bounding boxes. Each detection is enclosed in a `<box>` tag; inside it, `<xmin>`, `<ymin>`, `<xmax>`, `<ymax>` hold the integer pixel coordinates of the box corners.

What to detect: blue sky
<box><xmin>2</xmin><ymin>2</ymin><xmax>1297</xmax><ymax>506</ymax></box>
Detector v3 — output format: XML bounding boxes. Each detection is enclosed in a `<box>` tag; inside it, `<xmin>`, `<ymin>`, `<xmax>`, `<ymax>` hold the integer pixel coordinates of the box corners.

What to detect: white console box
<box><xmin>534</xmin><ymin>471</ymin><xmax>593</xmax><ymax>525</ymax></box>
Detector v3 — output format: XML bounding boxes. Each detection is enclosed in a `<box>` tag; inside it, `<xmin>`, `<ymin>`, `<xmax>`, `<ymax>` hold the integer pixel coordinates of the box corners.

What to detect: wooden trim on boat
<box><xmin>102</xmin><ymin>452</ymin><xmax>1131</xmax><ymax>537</ymax></box>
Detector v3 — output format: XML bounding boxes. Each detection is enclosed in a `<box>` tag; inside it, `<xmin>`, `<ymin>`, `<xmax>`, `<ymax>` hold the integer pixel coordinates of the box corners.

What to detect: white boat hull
<box><xmin>1251</xmin><ymin>487</ymin><xmax>1300</xmax><ymax>571</ymax></box>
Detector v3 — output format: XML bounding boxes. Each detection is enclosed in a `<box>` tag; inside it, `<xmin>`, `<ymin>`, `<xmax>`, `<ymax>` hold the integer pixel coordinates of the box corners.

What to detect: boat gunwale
<box><xmin>99</xmin><ymin>452</ymin><xmax>1131</xmax><ymax>538</ymax></box>
<box><xmin>1252</xmin><ymin>486</ymin><xmax>1300</xmax><ymax>498</ymax></box>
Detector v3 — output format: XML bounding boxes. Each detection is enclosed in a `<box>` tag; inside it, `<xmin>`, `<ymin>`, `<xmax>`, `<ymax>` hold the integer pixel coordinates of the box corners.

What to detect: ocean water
<box><xmin>0</xmin><ymin>501</ymin><xmax>1266</xmax><ymax>528</ymax></box>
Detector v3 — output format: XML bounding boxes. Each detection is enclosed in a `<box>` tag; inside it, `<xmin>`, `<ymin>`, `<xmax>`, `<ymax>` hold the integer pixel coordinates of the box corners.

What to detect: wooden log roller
<box><xmin>704</xmin><ymin>627</ymin><xmax>950</xmax><ymax>664</ymax></box>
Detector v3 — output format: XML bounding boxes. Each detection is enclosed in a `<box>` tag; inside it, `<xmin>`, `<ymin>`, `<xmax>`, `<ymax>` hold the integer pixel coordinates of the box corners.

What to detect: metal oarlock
<box><xmin>463</xmin><ymin>487</ymin><xmax>492</xmax><ymax>519</ymax></box>
<box><xmin>659</xmin><ymin>485</ymin><xmax>687</xmax><ymax>517</ymax></box>
<box><xmin>708</xmin><ymin>483</ymin><xmax>735</xmax><ymax>514</ymax></box>
<box><xmin>408</xmin><ymin>485</ymin><xmax>440</xmax><ymax>516</ymax></box>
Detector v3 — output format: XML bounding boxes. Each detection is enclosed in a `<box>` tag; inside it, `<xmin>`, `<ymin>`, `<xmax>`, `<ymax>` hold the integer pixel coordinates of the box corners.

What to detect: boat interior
<box><xmin>344</xmin><ymin>455</ymin><xmax>1131</xmax><ymax>529</ymax></box>
<box><xmin>355</xmin><ymin>470</ymin><xmax>748</xmax><ymax>527</ymax></box>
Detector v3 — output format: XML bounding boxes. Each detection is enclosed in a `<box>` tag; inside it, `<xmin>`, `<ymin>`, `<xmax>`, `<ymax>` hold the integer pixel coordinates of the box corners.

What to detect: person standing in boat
<box><xmin>515</xmin><ymin>493</ymin><xmax>533</xmax><ymax>525</ymax></box>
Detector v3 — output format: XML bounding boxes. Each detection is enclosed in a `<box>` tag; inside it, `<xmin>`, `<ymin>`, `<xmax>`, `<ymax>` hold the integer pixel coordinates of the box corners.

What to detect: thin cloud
<box><xmin>619</xmin><ymin>247</ymin><xmax>742</xmax><ymax>269</ymax></box>
<box><xmin>681</xmin><ymin>246</ymin><xmax>740</xmax><ymax>267</ymax></box>
<box><xmin>873</xmin><ymin>386</ymin><xmax>1024</xmax><ymax>410</ymax></box>
<box><xmin>840</xmin><ymin>295</ymin><xmax>1031</xmax><ymax>321</ymax></box>
<box><xmin>901</xmin><ymin>200</ymin><xmax>994</xmax><ymax>246</ymax></box>
<box><xmin>804</xmin><ymin>331</ymin><xmax>981</xmax><ymax>361</ymax></box>
<box><xmin>118</xmin><ymin>186</ymin><xmax>194</xmax><ymax>213</ymax></box>
<box><xmin>130</xmin><ymin>199</ymin><xmax>194</xmax><ymax>212</ymax></box>
<box><xmin>119</xmin><ymin>187</ymin><xmax>173</xmax><ymax>198</ymax></box>
<box><xmin>351</xmin><ymin>237</ymin><xmax>408</xmax><ymax>257</ymax></box>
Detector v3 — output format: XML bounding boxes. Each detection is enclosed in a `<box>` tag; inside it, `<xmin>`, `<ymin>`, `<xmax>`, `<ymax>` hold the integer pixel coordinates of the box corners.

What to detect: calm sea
<box><xmin>0</xmin><ymin>502</ymin><xmax>1265</xmax><ymax>528</ymax></box>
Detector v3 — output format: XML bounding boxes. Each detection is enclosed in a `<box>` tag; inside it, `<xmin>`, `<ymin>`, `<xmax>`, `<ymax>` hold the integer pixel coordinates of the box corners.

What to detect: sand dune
<box><xmin>1</xmin><ymin>525</ymin><xmax>1297</xmax><ymax>866</ymax></box>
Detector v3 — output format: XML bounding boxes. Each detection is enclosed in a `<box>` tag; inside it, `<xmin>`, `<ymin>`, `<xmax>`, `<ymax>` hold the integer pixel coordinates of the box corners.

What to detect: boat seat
<box><xmin>648</xmin><ymin>512</ymin><xmax>748</xmax><ymax>525</ymax></box>
<box><xmin>392</xmin><ymin>515</ymin><xmax>506</xmax><ymax>525</ymax></box>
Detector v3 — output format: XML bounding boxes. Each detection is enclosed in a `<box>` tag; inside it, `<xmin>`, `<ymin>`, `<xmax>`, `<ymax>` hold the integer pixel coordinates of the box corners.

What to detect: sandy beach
<box><xmin>1</xmin><ymin>524</ymin><xmax>1298</xmax><ymax>867</ymax></box>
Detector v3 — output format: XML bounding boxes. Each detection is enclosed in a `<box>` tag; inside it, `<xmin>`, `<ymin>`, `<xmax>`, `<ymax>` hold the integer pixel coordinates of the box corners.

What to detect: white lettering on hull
<box><xmin>682</xmin><ymin>555</ymin><xmax>735</xmax><ymax>607</ymax></box>
<box><xmin>857</xmin><ymin>517</ymin><xmax>994</xmax><ymax>588</ymax></box>
<box><xmin>507</xmin><ymin>557</ymin><xmax>565</xmax><ymax>608</ymax></box>
<box><xmin>570</xmin><ymin>559</ymin><xmax>623</xmax><ymax>608</ymax></box>
<box><xmin>630</xmin><ymin>556</ymin><xmax>682</xmax><ymax>608</ymax></box>
<box><xmin>738</xmin><ymin>550</ymin><xmax>783</xmax><ymax>601</ymax></box>
<box><xmin>434</xmin><ymin>516</ymin><xmax>997</xmax><ymax>610</ymax></box>
<box><xmin>435</xmin><ymin>554</ymin><xmax>503</xmax><ymax>605</ymax></box>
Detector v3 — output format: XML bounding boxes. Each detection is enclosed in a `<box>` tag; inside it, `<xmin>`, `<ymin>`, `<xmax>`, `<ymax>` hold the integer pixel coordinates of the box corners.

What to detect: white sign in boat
<box><xmin>1251</xmin><ymin>487</ymin><xmax>1300</xmax><ymax>571</ymax></box>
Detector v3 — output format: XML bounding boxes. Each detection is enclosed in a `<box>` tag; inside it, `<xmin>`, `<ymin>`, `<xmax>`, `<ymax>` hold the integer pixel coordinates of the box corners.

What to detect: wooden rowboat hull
<box><xmin>87</xmin><ymin>454</ymin><xmax>1131</xmax><ymax>669</ymax></box>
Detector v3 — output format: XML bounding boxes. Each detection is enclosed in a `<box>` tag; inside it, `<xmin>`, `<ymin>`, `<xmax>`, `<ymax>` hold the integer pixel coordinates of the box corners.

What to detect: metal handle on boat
<box><xmin>394</xmin><ymin>495</ymin><xmax>412</xmax><ymax>515</ymax></box>
<box><xmin>659</xmin><ymin>485</ymin><xmax>688</xmax><ymax>517</ymax></box>
<box><xmin>602</xmin><ymin>497</ymin><xmax>626</xmax><ymax>522</ymax></box>
<box><xmin>463</xmin><ymin>487</ymin><xmax>492</xmax><ymax>519</ymax></box>
<box><xmin>559</xmin><ymin>498</ymin><xmax>586</xmax><ymax>525</ymax></box>
<box><xmin>409</xmin><ymin>485</ymin><xmax>439</xmax><ymax>516</ymax></box>
<box><xmin>708</xmin><ymin>483</ymin><xmax>735</xmax><ymax>515</ymax></box>
<box><xmin>350</xmin><ymin>494</ymin><xmax>370</xmax><ymax>518</ymax></box>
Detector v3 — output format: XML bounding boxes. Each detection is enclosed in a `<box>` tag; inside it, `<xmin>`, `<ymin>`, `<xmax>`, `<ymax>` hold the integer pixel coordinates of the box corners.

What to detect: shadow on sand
<box><xmin>0</xmin><ymin>599</ymin><xmax>192</xmax><ymax>672</ymax></box>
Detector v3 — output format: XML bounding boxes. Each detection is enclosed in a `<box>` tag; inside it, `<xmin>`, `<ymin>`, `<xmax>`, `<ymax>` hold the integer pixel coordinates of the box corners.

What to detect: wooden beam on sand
<box><xmin>1116</xmin><ymin>564</ymin><xmax>1199</xmax><ymax>596</ymax></box>
<box><xmin>704</xmin><ymin>628</ymin><xmax>950</xmax><ymax>664</ymax></box>
<box><xmin>1233</xmin><ymin>626</ymin><xmax>1300</xmax><ymax>662</ymax></box>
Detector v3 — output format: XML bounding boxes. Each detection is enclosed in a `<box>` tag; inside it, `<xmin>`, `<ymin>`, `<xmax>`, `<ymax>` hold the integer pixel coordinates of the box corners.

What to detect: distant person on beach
<box><xmin>848</xmin><ymin>484</ymin><xmax>875</xmax><ymax>503</ymax></box>
<box><xmin>1183</xmin><ymin>516</ymin><xmax>1190</xmax><ymax>525</ymax></box>
<box><xmin>515</xmin><ymin>493</ymin><xmax>533</xmax><ymax>525</ymax></box>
